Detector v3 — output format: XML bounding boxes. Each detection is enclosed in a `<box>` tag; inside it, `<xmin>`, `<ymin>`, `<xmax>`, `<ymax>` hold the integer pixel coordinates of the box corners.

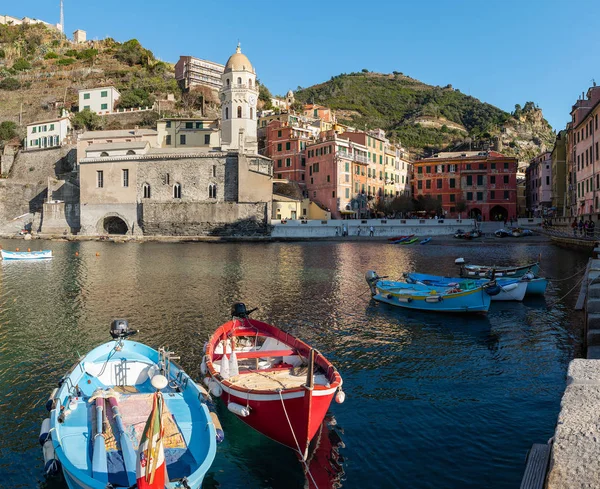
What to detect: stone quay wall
<box><xmin>141</xmin><ymin>202</ymin><xmax>269</xmax><ymax>236</ymax></box>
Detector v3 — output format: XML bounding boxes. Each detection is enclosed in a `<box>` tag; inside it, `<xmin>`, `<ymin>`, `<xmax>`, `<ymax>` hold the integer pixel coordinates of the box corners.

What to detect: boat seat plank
<box><xmin>214</xmin><ymin>349</ymin><xmax>296</xmax><ymax>361</ymax></box>
<box><xmin>231</xmin><ymin>329</ymin><xmax>276</xmax><ymax>337</ymax></box>
<box><xmin>520</xmin><ymin>443</ymin><xmax>551</xmax><ymax>489</ymax></box>
<box><xmin>60</xmin><ymin>399</ymin><xmax>91</xmax><ymax>471</ymax></box>
<box><xmin>229</xmin><ymin>370</ymin><xmax>329</xmax><ymax>390</ymax></box>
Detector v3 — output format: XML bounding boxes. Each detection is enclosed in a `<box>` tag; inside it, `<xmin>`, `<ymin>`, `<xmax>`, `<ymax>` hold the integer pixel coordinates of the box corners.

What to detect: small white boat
<box><xmin>1</xmin><ymin>249</ymin><xmax>53</xmax><ymax>260</ymax></box>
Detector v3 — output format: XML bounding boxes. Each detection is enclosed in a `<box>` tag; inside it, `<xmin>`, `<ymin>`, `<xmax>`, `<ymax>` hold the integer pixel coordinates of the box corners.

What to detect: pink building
<box><xmin>526</xmin><ymin>152</ymin><xmax>552</xmax><ymax>217</ymax></box>
<box><xmin>570</xmin><ymin>86</ymin><xmax>600</xmax><ymax>215</ymax></box>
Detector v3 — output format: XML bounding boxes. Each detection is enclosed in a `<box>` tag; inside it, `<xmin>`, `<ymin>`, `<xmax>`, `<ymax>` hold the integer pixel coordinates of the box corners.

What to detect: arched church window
<box><xmin>237</xmin><ymin>77</ymin><xmax>242</xmax><ymax>85</ymax></box>
<box><xmin>225</xmin><ymin>107</ymin><xmax>229</xmax><ymax>119</ymax></box>
<box><xmin>173</xmin><ymin>183</ymin><xmax>182</xmax><ymax>199</ymax></box>
<box><xmin>250</xmin><ymin>108</ymin><xmax>253</xmax><ymax>119</ymax></box>
<box><xmin>143</xmin><ymin>183</ymin><xmax>151</xmax><ymax>199</ymax></box>
<box><xmin>237</xmin><ymin>106</ymin><xmax>242</xmax><ymax>118</ymax></box>
<box><xmin>100</xmin><ymin>151</ymin><xmax>109</xmax><ymax>157</ymax></box>
<box><xmin>226</xmin><ymin>78</ymin><xmax>230</xmax><ymax>86</ymax></box>
<box><xmin>248</xmin><ymin>79</ymin><xmax>253</xmax><ymax>88</ymax></box>
<box><xmin>126</xmin><ymin>150</ymin><xmax>136</xmax><ymax>155</ymax></box>
<box><xmin>209</xmin><ymin>183</ymin><xmax>217</xmax><ymax>199</ymax></box>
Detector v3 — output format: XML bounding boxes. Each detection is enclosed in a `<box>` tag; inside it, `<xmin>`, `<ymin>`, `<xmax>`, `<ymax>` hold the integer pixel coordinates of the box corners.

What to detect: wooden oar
<box><xmin>91</xmin><ymin>391</ymin><xmax>108</xmax><ymax>482</ymax></box>
<box><xmin>106</xmin><ymin>392</ymin><xmax>136</xmax><ymax>486</ymax></box>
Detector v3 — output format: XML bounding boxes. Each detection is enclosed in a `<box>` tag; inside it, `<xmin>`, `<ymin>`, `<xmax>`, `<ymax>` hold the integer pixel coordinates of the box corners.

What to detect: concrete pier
<box><xmin>543</xmin><ymin>257</ymin><xmax>600</xmax><ymax>488</ymax></box>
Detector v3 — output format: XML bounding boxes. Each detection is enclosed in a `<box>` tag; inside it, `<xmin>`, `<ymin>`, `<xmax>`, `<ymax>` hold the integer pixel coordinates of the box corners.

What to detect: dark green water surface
<box><xmin>0</xmin><ymin>238</ymin><xmax>587</xmax><ymax>488</ymax></box>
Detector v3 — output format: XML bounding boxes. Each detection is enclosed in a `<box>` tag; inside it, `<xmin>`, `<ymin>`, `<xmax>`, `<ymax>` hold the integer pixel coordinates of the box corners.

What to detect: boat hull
<box><xmin>221</xmin><ymin>383</ymin><xmax>337</xmax><ymax>451</ymax></box>
<box><xmin>205</xmin><ymin>318</ymin><xmax>343</xmax><ymax>456</ymax></box>
<box><xmin>372</xmin><ymin>281</ymin><xmax>491</xmax><ymax>313</ymax></box>
<box><xmin>1</xmin><ymin>249</ymin><xmax>52</xmax><ymax>260</ymax></box>
<box><xmin>461</xmin><ymin>262</ymin><xmax>540</xmax><ymax>278</ymax></box>
<box><xmin>406</xmin><ymin>272</ymin><xmax>539</xmax><ymax>300</ymax></box>
<box><xmin>523</xmin><ymin>278</ymin><xmax>548</xmax><ymax>295</ymax></box>
<box><xmin>47</xmin><ymin>340</ymin><xmax>216</xmax><ymax>489</ymax></box>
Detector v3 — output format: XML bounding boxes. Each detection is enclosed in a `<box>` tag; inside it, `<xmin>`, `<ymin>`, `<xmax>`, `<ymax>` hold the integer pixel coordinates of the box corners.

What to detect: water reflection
<box><xmin>0</xmin><ymin>238</ymin><xmax>589</xmax><ymax>489</ymax></box>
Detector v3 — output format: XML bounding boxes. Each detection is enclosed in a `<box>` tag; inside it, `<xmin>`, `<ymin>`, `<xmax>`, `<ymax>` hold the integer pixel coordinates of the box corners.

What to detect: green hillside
<box><xmin>295</xmin><ymin>72</ymin><xmax>555</xmax><ymax>159</ymax></box>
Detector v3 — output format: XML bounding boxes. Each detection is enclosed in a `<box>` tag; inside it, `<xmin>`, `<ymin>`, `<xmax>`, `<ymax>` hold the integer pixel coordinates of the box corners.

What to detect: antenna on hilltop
<box><xmin>59</xmin><ymin>0</ymin><xmax>64</xmax><ymax>34</ymax></box>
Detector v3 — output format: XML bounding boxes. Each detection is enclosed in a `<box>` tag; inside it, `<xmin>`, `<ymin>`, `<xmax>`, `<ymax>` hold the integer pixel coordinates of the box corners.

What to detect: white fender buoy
<box><xmin>45</xmin><ymin>388</ymin><xmax>58</xmax><ymax>411</ymax></box>
<box><xmin>200</xmin><ymin>357</ymin><xmax>207</xmax><ymax>375</ymax></box>
<box><xmin>229</xmin><ymin>350</ymin><xmax>239</xmax><ymax>377</ymax></box>
<box><xmin>209</xmin><ymin>380</ymin><xmax>223</xmax><ymax>398</ymax></box>
<box><xmin>227</xmin><ymin>402</ymin><xmax>250</xmax><ymax>417</ymax></box>
<box><xmin>202</xmin><ymin>375</ymin><xmax>211</xmax><ymax>388</ymax></box>
<box><xmin>39</xmin><ymin>418</ymin><xmax>51</xmax><ymax>445</ymax></box>
<box><xmin>220</xmin><ymin>353</ymin><xmax>230</xmax><ymax>380</ymax></box>
<box><xmin>335</xmin><ymin>390</ymin><xmax>346</xmax><ymax>404</ymax></box>
<box><xmin>42</xmin><ymin>438</ymin><xmax>59</xmax><ymax>475</ymax></box>
<box><xmin>501</xmin><ymin>283</ymin><xmax>518</xmax><ymax>292</ymax></box>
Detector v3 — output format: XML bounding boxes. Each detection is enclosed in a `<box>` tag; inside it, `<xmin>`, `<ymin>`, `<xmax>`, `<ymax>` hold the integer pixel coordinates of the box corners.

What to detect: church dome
<box><xmin>225</xmin><ymin>44</ymin><xmax>254</xmax><ymax>73</ymax></box>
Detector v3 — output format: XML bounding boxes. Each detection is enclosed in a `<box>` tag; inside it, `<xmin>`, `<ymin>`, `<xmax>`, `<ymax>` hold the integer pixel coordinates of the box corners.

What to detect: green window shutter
<box><xmin>101</xmin><ymin>91</ymin><xmax>108</xmax><ymax>97</ymax></box>
<box><xmin>101</xmin><ymin>104</ymin><xmax>108</xmax><ymax>110</ymax></box>
<box><xmin>84</xmin><ymin>93</ymin><xmax>90</xmax><ymax>99</ymax></box>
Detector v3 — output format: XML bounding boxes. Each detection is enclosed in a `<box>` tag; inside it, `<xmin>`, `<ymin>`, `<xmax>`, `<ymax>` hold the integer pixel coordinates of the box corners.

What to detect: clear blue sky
<box><xmin>9</xmin><ymin>0</ymin><xmax>600</xmax><ymax>130</ymax></box>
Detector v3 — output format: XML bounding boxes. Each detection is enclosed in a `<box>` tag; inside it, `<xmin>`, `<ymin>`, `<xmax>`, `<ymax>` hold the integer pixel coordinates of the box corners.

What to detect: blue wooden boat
<box><xmin>420</xmin><ymin>238</ymin><xmax>431</xmax><ymax>245</ymax></box>
<box><xmin>520</xmin><ymin>275</ymin><xmax>548</xmax><ymax>295</ymax></box>
<box><xmin>366</xmin><ymin>271</ymin><xmax>492</xmax><ymax>313</ymax></box>
<box><xmin>40</xmin><ymin>320</ymin><xmax>218</xmax><ymax>489</ymax></box>
<box><xmin>405</xmin><ymin>272</ymin><xmax>530</xmax><ymax>301</ymax></box>
<box><xmin>1</xmin><ymin>249</ymin><xmax>52</xmax><ymax>260</ymax></box>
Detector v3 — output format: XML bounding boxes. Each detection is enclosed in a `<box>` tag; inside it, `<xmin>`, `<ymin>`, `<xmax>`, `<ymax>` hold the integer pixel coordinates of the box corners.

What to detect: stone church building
<box><xmin>78</xmin><ymin>45</ymin><xmax>272</xmax><ymax>236</ymax></box>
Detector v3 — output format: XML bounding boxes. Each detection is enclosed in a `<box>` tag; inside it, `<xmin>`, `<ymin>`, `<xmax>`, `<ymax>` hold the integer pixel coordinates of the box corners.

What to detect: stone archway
<box><xmin>103</xmin><ymin>216</ymin><xmax>128</xmax><ymax>234</ymax></box>
<box><xmin>469</xmin><ymin>208</ymin><xmax>482</xmax><ymax>219</ymax></box>
<box><xmin>490</xmin><ymin>205</ymin><xmax>508</xmax><ymax>222</ymax></box>
<box><xmin>96</xmin><ymin>213</ymin><xmax>130</xmax><ymax>235</ymax></box>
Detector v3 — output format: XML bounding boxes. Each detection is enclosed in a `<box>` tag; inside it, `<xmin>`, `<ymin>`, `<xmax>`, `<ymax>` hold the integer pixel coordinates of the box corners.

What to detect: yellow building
<box><xmin>156</xmin><ymin>118</ymin><xmax>219</xmax><ymax>149</ymax></box>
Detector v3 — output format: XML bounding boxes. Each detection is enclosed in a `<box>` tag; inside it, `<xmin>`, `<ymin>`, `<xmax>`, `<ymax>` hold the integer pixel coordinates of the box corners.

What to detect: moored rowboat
<box><xmin>41</xmin><ymin>320</ymin><xmax>217</xmax><ymax>488</ymax></box>
<box><xmin>459</xmin><ymin>261</ymin><xmax>540</xmax><ymax>278</ymax></box>
<box><xmin>203</xmin><ymin>303</ymin><xmax>344</xmax><ymax>459</ymax></box>
<box><xmin>366</xmin><ymin>271</ymin><xmax>492</xmax><ymax>313</ymax></box>
<box><xmin>405</xmin><ymin>272</ymin><xmax>529</xmax><ymax>301</ymax></box>
<box><xmin>1</xmin><ymin>249</ymin><xmax>52</xmax><ymax>260</ymax></box>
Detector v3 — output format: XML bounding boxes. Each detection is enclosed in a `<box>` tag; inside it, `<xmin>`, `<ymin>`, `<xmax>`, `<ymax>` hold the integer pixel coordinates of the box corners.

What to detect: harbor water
<box><xmin>0</xmin><ymin>238</ymin><xmax>587</xmax><ymax>488</ymax></box>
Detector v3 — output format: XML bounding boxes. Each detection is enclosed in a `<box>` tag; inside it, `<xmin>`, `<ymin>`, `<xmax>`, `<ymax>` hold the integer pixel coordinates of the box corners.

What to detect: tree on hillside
<box><xmin>0</xmin><ymin>77</ymin><xmax>20</xmax><ymax>90</ymax></box>
<box><xmin>117</xmin><ymin>88</ymin><xmax>155</xmax><ymax>109</ymax></box>
<box><xmin>115</xmin><ymin>39</ymin><xmax>154</xmax><ymax>67</ymax></box>
<box><xmin>257</xmin><ymin>79</ymin><xmax>273</xmax><ymax>109</ymax></box>
<box><xmin>12</xmin><ymin>58</ymin><xmax>31</xmax><ymax>71</ymax></box>
<box><xmin>0</xmin><ymin>121</ymin><xmax>17</xmax><ymax>144</ymax></box>
<box><xmin>72</xmin><ymin>109</ymin><xmax>103</xmax><ymax>131</ymax></box>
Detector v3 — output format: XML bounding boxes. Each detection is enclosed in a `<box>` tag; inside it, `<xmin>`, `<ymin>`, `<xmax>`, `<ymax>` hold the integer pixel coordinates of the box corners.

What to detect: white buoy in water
<box><xmin>335</xmin><ymin>390</ymin><xmax>346</xmax><ymax>404</ymax></box>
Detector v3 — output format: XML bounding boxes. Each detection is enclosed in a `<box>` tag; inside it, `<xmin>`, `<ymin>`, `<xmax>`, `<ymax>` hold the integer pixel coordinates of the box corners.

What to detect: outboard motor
<box><xmin>110</xmin><ymin>319</ymin><xmax>137</xmax><ymax>340</ymax></box>
<box><xmin>231</xmin><ymin>302</ymin><xmax>257</xmax><ymax>319</ymax></box>
<box><xmin>365</xmin><ymin>271</ymin><xmax>380</xmax><ymax>296</ymax></box>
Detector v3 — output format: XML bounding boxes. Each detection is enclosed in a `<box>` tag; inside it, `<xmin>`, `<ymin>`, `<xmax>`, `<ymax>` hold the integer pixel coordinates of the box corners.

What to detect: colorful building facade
<box><xmin>526</xmin><ymin>152</ymin><xmax>552</xmax><ymax>217</ymax></box>
<box><xmin>413</xmin><ymin>151</ymin><xmax>518</xmax><ymax>221</ymax></box>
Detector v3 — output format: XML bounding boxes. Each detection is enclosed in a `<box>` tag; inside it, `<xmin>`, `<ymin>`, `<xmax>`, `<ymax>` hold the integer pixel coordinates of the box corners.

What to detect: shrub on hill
<box><xmin>44</xmin><ymin>51</ymin><xmax>58</xmax><ymax>59</ymax></box>
<box><xmin>56</xmin><ymin>57</ymin><xmax>76</xmax><ymax>66</ymax></box>
<box><xmin>0</xmin><ymin>77</ymin><xmax>21</xmax><ymax>90</ymax></box>
<box><xmin>115</xmin><ymin>39</ymin><xmax>154</xmax><ymax>67</ymax></box>
<box><xmin>72</xmin><ymin>109</ymin><xmax>103</xmax><ymax>131</ymax></box>
<box><xmin>0</xmin><ymin>121</ymin><xmax>17</xmax><ymax>143</ymax></box>
<box><xmin>12</xmin><ymin>58</ymin><xmax>31</xmax><ymax>71</ymax></box>
<box><xmin>117</xmin><ymin>88</ymin><xmax>155</xmax><ymax>109</ymax></box>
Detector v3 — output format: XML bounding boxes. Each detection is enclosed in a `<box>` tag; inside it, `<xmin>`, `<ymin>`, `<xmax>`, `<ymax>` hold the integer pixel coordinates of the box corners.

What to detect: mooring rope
<box><xmin>277</xmin><ymin>389</ymin><xmax>318</xmax><ymax>489</ymax></box>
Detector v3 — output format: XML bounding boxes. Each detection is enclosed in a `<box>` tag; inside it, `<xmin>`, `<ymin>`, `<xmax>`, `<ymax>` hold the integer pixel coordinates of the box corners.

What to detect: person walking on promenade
<box><xmin>369</xmin><ymin>225</ymin><xmax>374</xmax><ymax>237</ymax></box>
<box><xmin>572</xmin><ymin>219</ymin><xmax>578</xmax><ymax>237</ymax></box>
<box><xmin>342</xmin><ymin>224</ymin><xmax>347</xmax><ymax>237</ymax></box>
<box><xmin>579</xmin><ymin>218</ymin><xmax>585</xmax><ymax>236</ymax></box>
<box><xmin>357</xmin><ymin>225</ymin><xmax>361</xmax><ymax>236</ymax></box>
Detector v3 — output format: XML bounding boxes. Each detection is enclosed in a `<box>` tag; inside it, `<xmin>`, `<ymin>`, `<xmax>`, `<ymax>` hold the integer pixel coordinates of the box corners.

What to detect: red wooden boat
<box><xmin>387</xmin><ymin>234</ymin><xmax>410</xmax><ymax>241</ymax></box>
<box><xmin>202</xmin><ymin>303</ymin><xmax>344</xmax><ymax>459</ymax></box>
